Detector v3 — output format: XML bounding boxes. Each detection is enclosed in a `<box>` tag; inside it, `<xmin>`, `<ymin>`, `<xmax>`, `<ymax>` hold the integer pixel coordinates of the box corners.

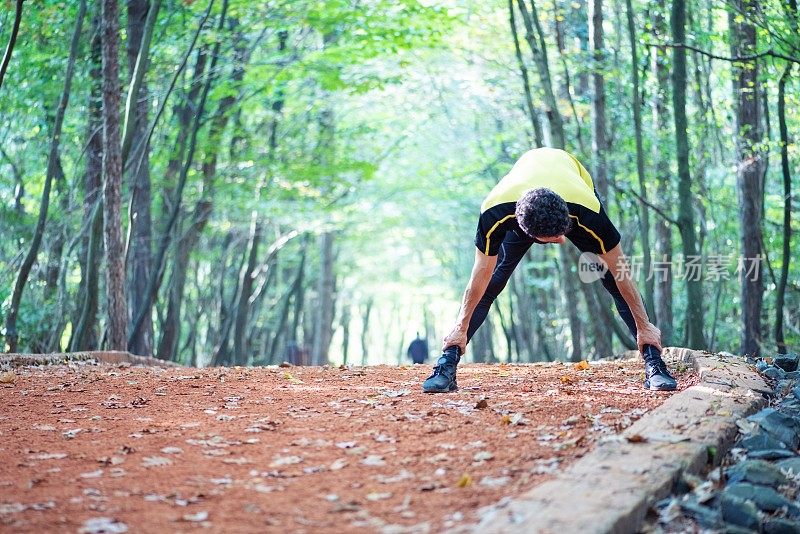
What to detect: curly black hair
<box><xmin>515</xmin><ymin>188</ymin><xmax>572</xmax><ymax>238</ymax></box>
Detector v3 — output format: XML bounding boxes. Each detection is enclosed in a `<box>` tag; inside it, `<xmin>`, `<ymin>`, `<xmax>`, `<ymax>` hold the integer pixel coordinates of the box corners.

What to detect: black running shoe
<box><xmin>422</xmin><ymin>347</ymin><xmax>460</xmax><ymax>393</ymax></box>
<box><xmin>642</xmin><ymin>345</ymin><xmax>677</xmax><ymax>391</ymax></box>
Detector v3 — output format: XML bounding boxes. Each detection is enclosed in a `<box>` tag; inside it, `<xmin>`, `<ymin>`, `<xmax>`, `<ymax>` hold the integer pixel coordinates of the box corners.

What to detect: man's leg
<box><xmin>599</xmin><ymin>270</ymin><xmax>676</xmax><ymax>390</ymax></box>
<box><xmin>423</xmin><ymin>231</ymin><xmax>533</xmax><ymax>393</ymax></box>
<box><xmin>599</xmin><ymin>270</ymin><xmax>638</xmax><ymax>339</ymax></box>
<box><xmin>467</xmin><ymin>231</ymin><xmax>534</xmax><ymax>340</ymax></box>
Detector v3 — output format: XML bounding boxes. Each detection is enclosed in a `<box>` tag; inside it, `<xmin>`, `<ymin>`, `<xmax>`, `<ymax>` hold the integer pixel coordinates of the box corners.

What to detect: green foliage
<box><xmin>0</xmin><ymin>0</ymin><xmax>797</xmax><ymax>361</ymax></box>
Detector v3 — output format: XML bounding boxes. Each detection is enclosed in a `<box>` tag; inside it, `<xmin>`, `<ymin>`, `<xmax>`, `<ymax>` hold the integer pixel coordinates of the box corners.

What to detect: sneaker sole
<box><xmin>644</xmin><ymin>380</ymin><xmax>677</xmax><ymax>391</ymax></box>
<box><xmin>422</xmin><ymin>383</ymin><xmax>458</xmax><ymax>393</ymax></box>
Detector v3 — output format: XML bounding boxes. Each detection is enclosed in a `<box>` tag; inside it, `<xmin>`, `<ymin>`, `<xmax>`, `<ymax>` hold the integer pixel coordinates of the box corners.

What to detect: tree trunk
<box><xmin>517</xmin><ymin>0</ymin><xmax>585</xmax><ymax>361</ymax></box>
<box><xmin>588</xmin><ymin>0</ymin><xmax>610</xmax><ymax>199</ymax></box>
<box><xmin>775</xmin><ymin>63</ymin><xmax>793</xmax><ymax>354</ymax></box>
<box><xmin>70</xmin><ymin>7</ymin><xmax>104</xmax><ymax>351</ymax></box>
<box><xmin>232</xmin><ymin>216</ymin><xmax>262</xmax><ymax>366</ymax></box>
<box><xmin>671</xmin><ymin>0</ymin><xmax>704</xmax><ymax>348</ymax></box>
<box><xmin>210</xmin><ymin>231</ymin><xmax>241</xmax><ymax>366</ymax></box>
<box><xmin>651</xmin><ymin>0</ymin><xmax>674</xmax><ymax>344</ymax></box>
<box><xmin>516</xmin><ymin>0</ymin><xmax>566</xmax><ymax>147</ymax></box>
<box><xmin>121</xmin><ymin>0</ymin><xmax>161</xmax><ymax>162</ymax></box>
<box><xmin>625</xmin><ymin>0</ymin><xmax>655</xmax><ymax>320</ymax></box>
<box><xmin>0</xmin><ymin>0</ymin><xmax>24</xmax><ymax>92</ymax></box>
<box><xmin>311</xmin><ymin>232</ymin><xmax>336</xmax><ymax>366</ymax></box>
<box><xmin>44</xmin><ymin>157</ymin><xmax>67</xmax><ymax>299</ymax></box>
<box><xmin>268</xmin><ymin>240</ymin><xmax>307</xmax><ymax>363</ymax></box>
<box><xmin>579</xmin><ymin>277</ymin><xmax>612</xmax><ymax>358</ymax></box>
<box><xmin>560</xmin><ymin>247</ymin><xmax>584</xmax><ymax>361</ymax></box>
<box><xmin>5</xmin><ymin>0</ymin><xmax>86</xmax><ymax>352</ymax></box>
<box><xmin>128</xmin><ymin>0</ymin><xmax>228</xmax><ymax>348</ymax></box>
<box><xmin>360</xmin><ymin>299</ymin><xmax>373</xmax><ymax>366</ymax></box>
<box><xmin>126</xmin><ymin>0</ymin><xmax>157</xmax><ymax>355</ymax></box>
<box><xmin>730</xmin><ymin>0</ymin><xmax>764</xmax><ymax>357</ymax></box>
<box><xmin>508</xmin><ymin>0</ymin><xmax>544</xmax><ymax>147</ymax></box>
<box><xmin>101</xmin><ymin>0</ymin><xmax>129</xmax><ymax>350</ymax></box>
<box><xmin>341</xmin><ymin>303</ymin><xmax>351</xmax><ymax>365</ymax></box>
<box><xmin>471</xmin><ymin>321</ymin><xmax>495</xmax><ymax>363</ymax></box>
<box><xmin>553</xmin><ymin>4</ymin><xmax>587</xmax><ymax>156</ymax></box>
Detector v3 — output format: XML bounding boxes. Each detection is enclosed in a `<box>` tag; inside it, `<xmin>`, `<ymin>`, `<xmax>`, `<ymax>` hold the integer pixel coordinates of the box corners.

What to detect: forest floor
<box><xmin>0</xmin><ymin>358</ymin><xmax>696</xmax><ymax>533</ymax></box>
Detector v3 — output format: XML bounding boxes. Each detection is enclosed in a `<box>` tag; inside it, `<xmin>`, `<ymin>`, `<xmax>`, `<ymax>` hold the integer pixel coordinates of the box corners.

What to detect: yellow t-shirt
<box><xmin>475</xmin><ymin>148</ymin><xmax>620</xmax><ymax>256</ymax></box>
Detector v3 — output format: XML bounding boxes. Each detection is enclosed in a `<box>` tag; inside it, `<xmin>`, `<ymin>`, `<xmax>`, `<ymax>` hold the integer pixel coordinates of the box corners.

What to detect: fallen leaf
<box><xmin>626</xmin><ymin>434</ymin><xmax>648</xmax><ymax>443</ymax></box>
<box><xmin>381</xmin><ymin>389</ymin><xmax>410</xmax><ymax>398</ymax></box>
<box><xmin>63</xmin><ymin>428</ymin><xmax>82</xmax><ymax>440</ymax></box>
<box><xmin>361</xmin><ymin>455</ymin><xmax>386</xmax><ymax>466</ymax></box>
<box><xmin>331</xmin><ymin>501</ymin><xmax>362</xmax><ymax>512</ymax></box>
<box><xmin>500</xmin><ymin>415</ymin><xmax>511</xmax><ymax>425</ymax></box>
<box><xmin>80</xmin><ymin>469</ymin><xmax>104</xmax><ymax>479</ymax></box>
<box><xmin>473</xmin><ymin>451</ymin><xmax>494</xmax><ymax>462</ymax></box>
<box><xmin>560</xmin><ymin>374</ymin><xmax>576</xmax><ymax>384</ymax></box>
<box><xmin>479</xmin><ymin>475</ymin><xmax>510</xmax><ymax>487</ymax></box>
<box><xmin>475</xmin><ymin>399</ymin><xmax>489</xmax><ymax>409</ymax></box>
<box><xmin>282</xmin><ymin>372</ymin><xmax>303</xmax><ymax>384</ymax></box>
<box><xmin>457</xmin><ymin>473</ymin><xmax>472</xmax><ymax>488</ymax></box>
<box><xmin>30</xmin><ymin>452</ymin><xmax>67</xmax><ymax>460</ymax></box>
<box><xmin>365</xmin><ymin>492</ymin><xmax>392</xmax><ymax>501</ymax></box>
<box><xmin>375</xmin><ymin>470</ymin><xmax>413</xmax><ymax>484</ymax></box>
<box><xmin>574</xmin><ymin>360</ymin><xmax>591</xmax><ymax>371</ymax></box>
<box><xmin>330</xmin><ymin>459</ymin><xmax>348</xmax><ymax>470</ymax></box>
<box><xmin>142</xmin><ymin>456</ymin><xmax>173</xmax><ymax>467</ymax></box>
<box><xmin>182</xmin><ymin>511</ymin><xmax>208</xmax><ymax>522</ymax></box>
<box><xmin>0</xmin><ymin>371</ymin><xmax>16</xmax><ymax>384</ymax></box>
<box><xmin>160</xmin><ymin>447</ymin><xmax>183</xmax><ymax>455</ymax></box>
<box><xmin>509</xmin><ymin>413</ymin><xmax>526</xmax><ymax>426</ymax></box>
<box><xmin>270</xmin><ymin>455</ymin><xmax>303</xmax><ymax>467</ymax></box>
<box><xmin>78</xmin><ymin>517</ymin><xmax>128</xmax><ymax>533</ymax></box>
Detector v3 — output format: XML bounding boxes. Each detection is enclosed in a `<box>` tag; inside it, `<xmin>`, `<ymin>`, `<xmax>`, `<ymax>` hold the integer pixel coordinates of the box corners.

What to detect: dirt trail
<box><xmin>0</xmin><ymin>359</ymin><xmax>695</xmax><ymax>533</ymax></box>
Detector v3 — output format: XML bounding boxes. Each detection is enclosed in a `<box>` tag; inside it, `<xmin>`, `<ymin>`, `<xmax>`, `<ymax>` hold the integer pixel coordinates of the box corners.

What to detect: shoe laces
<box><xmin>431</xmin><ymin>358</ymin><xmax>457</xmax><ymax>378</ymax></box>
<box><xmin>645</xmin><ymin>357</ymin><xmax>670</xmax><ymax>376</ymax></box>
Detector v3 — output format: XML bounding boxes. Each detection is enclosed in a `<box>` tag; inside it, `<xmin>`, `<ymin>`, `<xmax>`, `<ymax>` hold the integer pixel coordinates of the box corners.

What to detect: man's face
<box><xmin>535</xmin><ymin>235</ymin><xmax>566</xmax><ymax>244</ymax></box>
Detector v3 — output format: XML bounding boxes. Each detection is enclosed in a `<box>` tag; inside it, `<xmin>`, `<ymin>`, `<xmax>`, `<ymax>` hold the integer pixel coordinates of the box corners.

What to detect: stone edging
<box><xmin>468</xmin><ymin>348</ymin><xmax>768</xmax><ymax>534</ymax></box>
<box><xmin>0</xmin><ymin>351</ymin><xmax>182</xmax><ymax>368</ymax></box>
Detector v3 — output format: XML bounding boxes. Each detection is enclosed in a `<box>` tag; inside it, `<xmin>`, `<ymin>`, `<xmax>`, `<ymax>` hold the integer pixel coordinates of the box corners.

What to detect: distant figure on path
<box><xmin>422</xmin><ymin>148</ymin><xmax>676</xmax><ymax>393</ymax></box>
<box><xmin>407</xmin><ymin>333</ymin><xmax>429</xmax><ymax>364</ymax></box>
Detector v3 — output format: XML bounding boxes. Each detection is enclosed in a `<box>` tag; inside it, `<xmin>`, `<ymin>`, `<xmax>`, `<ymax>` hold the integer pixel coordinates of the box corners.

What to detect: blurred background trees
<box><xmin>0</xmin><ymin>0</ymin><xmax>797</xmax><ymax>364</ymax></box>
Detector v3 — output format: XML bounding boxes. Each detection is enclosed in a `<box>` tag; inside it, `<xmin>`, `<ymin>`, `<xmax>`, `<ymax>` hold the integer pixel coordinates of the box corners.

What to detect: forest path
<box><xmin>0</xmin><ymin>358</ymin><xmax>694</xmax><ymax>532</ymax></box>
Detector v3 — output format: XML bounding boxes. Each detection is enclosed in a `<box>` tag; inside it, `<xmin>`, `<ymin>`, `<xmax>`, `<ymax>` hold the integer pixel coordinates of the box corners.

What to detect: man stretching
<box><xmin>422</xmin><ymin>147</ymin><xmax>676</xmax><ymax>393</ymax></box>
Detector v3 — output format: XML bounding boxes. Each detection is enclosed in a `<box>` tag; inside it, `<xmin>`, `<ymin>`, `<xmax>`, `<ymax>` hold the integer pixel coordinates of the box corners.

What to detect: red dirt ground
<box><xmin>0</xmin><ymin>359</ymin><xmax>696</xmax><ymax>533</ymax></box>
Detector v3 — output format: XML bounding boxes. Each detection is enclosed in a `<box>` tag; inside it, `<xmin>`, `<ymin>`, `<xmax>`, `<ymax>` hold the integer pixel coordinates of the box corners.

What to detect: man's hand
<box><xmin>442</xmin><ymin>325</ymin><xmax>467</xmax><ymax>355</ymax></box>
<box><xmin>636</xmin><ymin>322</ymin><xmax>662</xmax><ymax>352</ymax></box>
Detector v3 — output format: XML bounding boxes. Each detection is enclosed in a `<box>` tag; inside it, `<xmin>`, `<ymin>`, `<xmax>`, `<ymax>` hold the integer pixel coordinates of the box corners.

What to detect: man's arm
<box><xmin>599</xmin><ymin>243</ymin><xmax>662</xmax><ymax>351</ymax></box>
<box><xmin>442</xmin><ymin>249</ymin><xmax>498</xmax><ymax>354</ymax></box>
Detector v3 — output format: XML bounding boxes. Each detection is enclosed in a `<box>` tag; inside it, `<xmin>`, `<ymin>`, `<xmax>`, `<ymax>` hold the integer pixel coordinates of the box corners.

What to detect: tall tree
<box><xmin>128</xmin><ymin>0</ymin><xmax>223</xmax><ymax>349</ymax></box>
<box><xmin>588</xmin><ymin>0</ymin><xmax>610</xmax><ymax>198</ymax></box>
<box><xmin>775</xmin><ymin>62</ymin><xmax>793</xmax><ymax>354</ymax></box>
<box><xmin>5</xmin><ymin>0</ymin><xmax>87</xmax><ymax>352</ymax></box>
<box><xmin>650</xmin><ymin>0</ymin><xmax>674</xmax><ymax>344</ymax></box>
<box><xmin>625</xmin><ymin>0</ymin><xmax>655</xmax><ymax>320</ymax></box>
<box><xmin>508</xmin><ymin>0</ymin><xmax>544</xmax><ymax>147</ymax></box>
<box><xmin>102</xmin><ymin>0</ymin><xmax>129</xmax><ymax>350</ymax></box>
<box><xmin>670</xmin><ymin>0</ymin><xmax>705</xmax><ymax>348</ymax></box>
<box><xmin>70</xmin><ymin>7</ymin><xmax>104</xmax><ymax>352</ymax></box>
<box><xmin>0</xmin><ymin>0</ymin><xmax>24</xmax><ymax>92</ymax></box>
<box><xmin>729</xmin><ymin>0</ymin><xmax>764</xmax><ymax>356</ymax></box>
<box><xmin>516</xmin><ymin>0</ymin><xmax>584</xmax><ymax>360</ymax></box>
<box><xmin>125</xmin><ymin>0</ymin><xmax>160</xmax><ymax>355</ymax></box>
